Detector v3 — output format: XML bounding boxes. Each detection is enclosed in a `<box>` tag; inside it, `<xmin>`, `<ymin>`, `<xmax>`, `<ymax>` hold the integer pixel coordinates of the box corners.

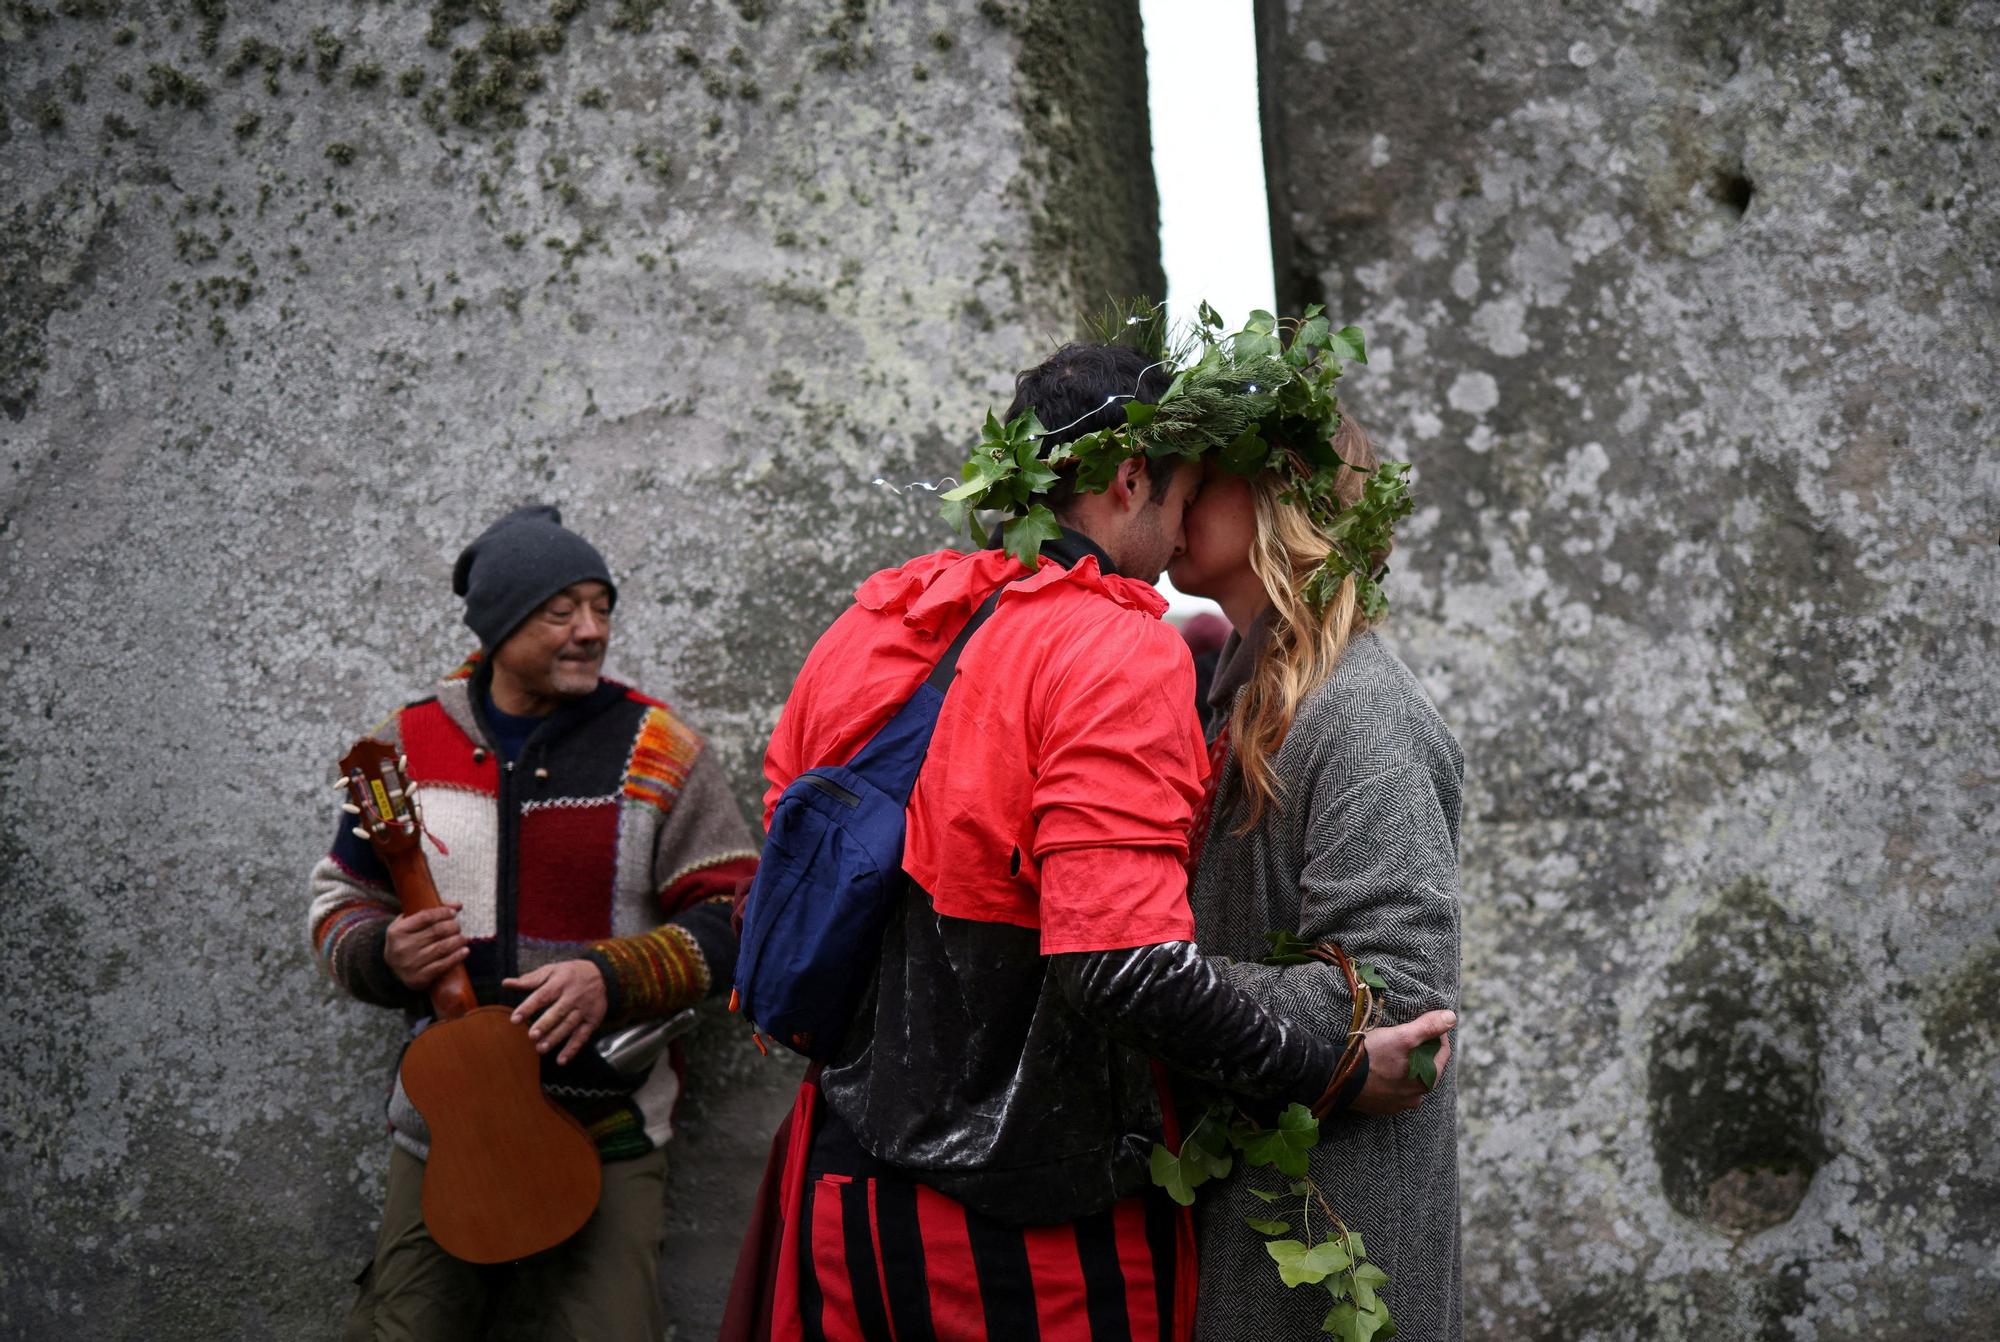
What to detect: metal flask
<box><xmin>593</xmin><ymin>1007</ymin><xmax>699</xmax><ymax>1076</ymax></box>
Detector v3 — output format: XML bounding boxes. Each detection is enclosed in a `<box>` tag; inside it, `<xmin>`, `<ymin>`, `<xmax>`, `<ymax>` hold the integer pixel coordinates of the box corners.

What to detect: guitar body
<box><xmin>400</xmin><ymin>1006</ymin><xmax>605</xmax><ymax>1265</ymax></box>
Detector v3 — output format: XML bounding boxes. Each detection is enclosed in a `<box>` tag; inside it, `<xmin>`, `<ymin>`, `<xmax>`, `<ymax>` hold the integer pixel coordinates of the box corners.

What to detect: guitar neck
<box><xmin>384</xmin><ymin>846</ymin><xmax>478</xmax><ymax>1022</ymax></box>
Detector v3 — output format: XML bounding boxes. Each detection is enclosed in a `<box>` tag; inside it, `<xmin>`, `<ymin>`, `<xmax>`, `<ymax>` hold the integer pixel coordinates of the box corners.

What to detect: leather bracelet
<box><xmin>1304</xmin><ymin>938</ymin><xmax>1376</xmax><ymax>1119</ymax></box>
<box><xmin>1312</xmin><ymin>1041</ymin><xmax>1370</xmax><ymax>1118</ymax></box>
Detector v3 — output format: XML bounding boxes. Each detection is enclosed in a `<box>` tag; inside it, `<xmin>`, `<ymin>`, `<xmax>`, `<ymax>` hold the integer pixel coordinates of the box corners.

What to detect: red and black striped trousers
<box><xmin>798</xmin><ymin>1125</ymin><xmax>1184</xmax><ymax>1342</ymax></box>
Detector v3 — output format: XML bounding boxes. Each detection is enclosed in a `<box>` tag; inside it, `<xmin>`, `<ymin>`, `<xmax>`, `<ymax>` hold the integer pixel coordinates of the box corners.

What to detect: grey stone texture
<box><xmin>1258</xmin><ymin>0</ymin><xmax>1998</xmax><ymax>1337</ymax></box>
<box><xmin>0</xmin><ymin>1</ymin><xmax>1158</xmax><ymax>1336</ymax></box>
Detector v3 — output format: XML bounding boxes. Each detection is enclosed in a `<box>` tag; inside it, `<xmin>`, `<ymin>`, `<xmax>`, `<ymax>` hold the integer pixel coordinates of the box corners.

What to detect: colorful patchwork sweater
<box><xmin>307</xmin><ymin>655</ymin><xmax>759</xmax><ymax>1161</ymax></box>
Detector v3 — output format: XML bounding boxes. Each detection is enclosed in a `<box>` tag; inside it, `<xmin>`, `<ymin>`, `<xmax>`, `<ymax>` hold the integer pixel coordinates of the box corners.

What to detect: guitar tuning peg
<box><xmin>341</xmin><ymin>803</ymin><xmax>361</xmax><ymax>816</ymax></box>
<box><xmin>350</xmin><ymin>826</ymin><xmax>371</xmax><ymax>841</ymax></box>
<box><xmin>332</xmin><ymin>777</ymin><xmax>353</xmax><ymax>792</ymax></box>
<box><xmin>398</xmin><ymin>754</ymin><xmax>409</xmax><ymax>771</ymax></box>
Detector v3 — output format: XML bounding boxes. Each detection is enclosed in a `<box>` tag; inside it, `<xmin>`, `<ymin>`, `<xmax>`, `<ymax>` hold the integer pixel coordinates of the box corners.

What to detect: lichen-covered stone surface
<box><xmin>1258</xmin><ymin>0</ymin><xmax>1998</xmax><ymax>1336</ymax></box>
<box><xmin>0</xmin><ymin>1</ymin><xmax>1157</xmax><ymax>1335</ymax></box>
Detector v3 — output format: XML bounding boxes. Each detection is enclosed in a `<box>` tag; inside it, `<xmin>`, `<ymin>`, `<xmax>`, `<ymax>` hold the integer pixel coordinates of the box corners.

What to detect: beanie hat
<box><xmin>451</xmin><ymin>505</ymin><xmax>617</xmax><ymax>650</ymax></box>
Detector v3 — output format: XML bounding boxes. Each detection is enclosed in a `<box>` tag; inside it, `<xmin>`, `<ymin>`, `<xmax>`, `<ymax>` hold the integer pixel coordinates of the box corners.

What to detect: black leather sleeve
<box><xmin>1049</xmin><ymin>942</ymin><xmax>1343</xmax><ymax>1110</ymax></box>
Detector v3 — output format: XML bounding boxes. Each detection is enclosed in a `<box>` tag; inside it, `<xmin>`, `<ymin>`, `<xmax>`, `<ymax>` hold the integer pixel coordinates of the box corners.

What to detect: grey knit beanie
<box><xmin>451</xmin><ymin>505</ymin><xmax>617</xmax><ymax>650</ymax></box>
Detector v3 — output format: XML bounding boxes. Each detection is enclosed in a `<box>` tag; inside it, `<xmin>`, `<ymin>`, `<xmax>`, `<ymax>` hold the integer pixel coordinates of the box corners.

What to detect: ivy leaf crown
<box><xmin>944</xmin><ymin>300</ymin><xmax>1414</xmax><ymax>617</ymax></box>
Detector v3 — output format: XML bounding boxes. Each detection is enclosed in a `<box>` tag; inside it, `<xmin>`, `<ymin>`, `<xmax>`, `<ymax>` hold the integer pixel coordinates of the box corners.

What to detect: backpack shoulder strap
<box><xmin>842</xmin><ymin>583</ymin><xmax>1006</xmax><ymax>786</ymax></box>
<box><xmin>925</xmin><ymin>585</ymin><xmax>1004</xmax><ymax>692</ymax></box>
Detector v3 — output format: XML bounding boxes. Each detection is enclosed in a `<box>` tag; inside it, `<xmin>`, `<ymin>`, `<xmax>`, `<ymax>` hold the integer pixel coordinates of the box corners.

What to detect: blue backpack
<box><xmin>732</xmin><ymin>591</ymin><xmax>1001</xmax><ymax>1059</ymax></box>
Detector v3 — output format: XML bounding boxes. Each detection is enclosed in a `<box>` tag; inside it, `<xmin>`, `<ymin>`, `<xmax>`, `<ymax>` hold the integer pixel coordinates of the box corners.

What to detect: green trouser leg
<box><xmin>346</xmin><ymin>1143</ymin><xmax>668</xmax><ymax>1342</ymax></box>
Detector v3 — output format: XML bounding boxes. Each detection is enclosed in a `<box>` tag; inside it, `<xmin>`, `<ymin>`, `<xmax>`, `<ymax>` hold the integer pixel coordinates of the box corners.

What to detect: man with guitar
<box><xmin>309</xmin><ymin>504</ymin><xmax>758</xmax><ymax>1339</ymax></box>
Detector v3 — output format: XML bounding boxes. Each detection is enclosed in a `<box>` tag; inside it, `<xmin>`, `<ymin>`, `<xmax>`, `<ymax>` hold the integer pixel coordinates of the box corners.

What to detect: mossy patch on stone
<box><xmin>142</xmin><ymin>63</ymin><xmax>210</xmax><ymax>110</ymax></box>
<box><xmin>1924</xmin><ymin>940</ymin><xmax>2000</xmax><ymax>1067</ymax></box>
<box><xmin>1012</xmin><ymin>0</ymin><xmax>1163</xmax><ymax>321</ymax></box>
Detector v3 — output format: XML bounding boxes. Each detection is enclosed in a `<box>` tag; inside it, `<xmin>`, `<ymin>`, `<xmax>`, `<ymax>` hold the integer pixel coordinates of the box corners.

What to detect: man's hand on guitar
<box><xmin>504</xmin><ymin>961</ymin><xmax>609</xmax><ymax>1065</ymax></box>
<box><xmin>386</xmin><ymin>903</ymin><xmax>470</xmax><ymax>991</ymax></box>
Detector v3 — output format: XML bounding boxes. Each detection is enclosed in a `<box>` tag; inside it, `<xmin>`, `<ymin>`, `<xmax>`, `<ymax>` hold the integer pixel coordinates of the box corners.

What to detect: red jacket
<box><xmin>763</xmin><ymin>545</ymin><xmax>1207</xmax><ymax>953</ymax></box>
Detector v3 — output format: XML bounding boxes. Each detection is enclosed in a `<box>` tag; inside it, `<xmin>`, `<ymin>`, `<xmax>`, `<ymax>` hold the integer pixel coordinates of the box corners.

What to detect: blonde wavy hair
<box><xmin>1228</xmin><ymin>417</ymin><xmax>1382</xmax><ymax>829</ymax></box>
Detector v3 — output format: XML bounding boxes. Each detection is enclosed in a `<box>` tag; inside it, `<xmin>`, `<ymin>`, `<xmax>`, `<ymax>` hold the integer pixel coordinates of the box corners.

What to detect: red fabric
<box><xmin>810</xmin><ymin>1176</ymin><xmax>863</xmax><ymax>1342</ymax></box>
<box><xmin>1022</xmin><ymin>1222</ymin><xmax>1092</xmax><ymax>1342</ymax></box>
<box><xmin>1039</xmin><ymin>848</ymin><xmax>1195</xmax><ymax>956</ymax></box>
<box><xmin>763</xmin><ymin>548</ymin><xmax>1207</xmax><ymax>954</ymax></box>
<box><xmin>398</xmin><ymin>699</ymin><xmax>501</xmax><ymax>794</ymax></box>
<box><xmin>513</xmin><ymin>802</ymin><xmax>619</xmax><ymax>940</ymax></box>
<box><xmin>1183</xmin><ymin>722</ymin><xmax>1233</xmax><ymax>877</ymax></box>
<box><xmin>771</xmin><ymin>1074</ymin><xmax>821</xmax><ymax>1342</ymax></box>
<box><xmin>659</xmin><ymin>854</ymin><xmax>758</xmax><ymax>917</ymax></box>
<box><xmin>719</xmin><ymin>1099</ymin><xmax>796</xmax><ymax>1342</ymax></box>
<box><xmin>914</xmin><ymin>1185</ymin><xmax>989</xmax><ymax>1340</ymax></box>
<box><xmin>1113</xmin><ymin>1197</ymin><xmax>1162</xmax><ymax>1342</ymax></box>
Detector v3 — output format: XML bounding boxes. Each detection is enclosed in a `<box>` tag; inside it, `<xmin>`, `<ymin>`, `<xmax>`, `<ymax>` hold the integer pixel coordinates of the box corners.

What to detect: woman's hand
<box><xmin>1351</xmin><ymin>1009</ymin><xmax>1456</xmax><ymax>1115</ymax></box>
<box><xmin>504</xmin><ymin>960</ymin><xmax>609</xmax><ymax>1065</ymax></box>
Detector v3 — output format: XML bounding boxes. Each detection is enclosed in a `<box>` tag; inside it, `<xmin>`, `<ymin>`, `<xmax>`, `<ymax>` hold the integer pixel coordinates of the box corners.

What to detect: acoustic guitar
<box><xmin>339</xmin><ymin>738</ymin><xmax>602</xmax><ymax>1264</ymax></box>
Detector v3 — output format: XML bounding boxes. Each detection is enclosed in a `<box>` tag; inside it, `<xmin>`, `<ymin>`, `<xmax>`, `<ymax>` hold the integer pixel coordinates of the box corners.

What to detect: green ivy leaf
<box><xmin>1329</xmin><ymin>325</ymin><xmax>1368</xmax><ymax>364</ymax></box>
<box><xmin>1261</xmin><ymin>929</ymin><xmax>1316</xmax><ymax>965</ymax></box>
<box><xmin>941</xmin><ymin>455</ymin><xmax>1006</xmax><ymax>501</ymax></box>
<box><xmin>1235</xmin><ymin>330</ymin><xmax>1281</xmax><ymax>361</ymax></box>
<box><xmin>1355</xmin><ymin>575</ymin><xmax>1389</xmax><ymax>622</ymax></box>
<box><xmin>1221</xmin><ymin>428</ymin><xmax>1268</xmax><ymax>474</ymax></box>
<box><xmin>1323</xmin><ymin>1297</ymin><xmax>1392</xmax><ymax>1342</ymax></box>
<box><xmin>1350</xmin><ymin>1261</ymin><xmax>1390</xmax><ymax>1312</ymax></box>
<box><xmin>1071</xmin><ymin>447</ymin><xmax>1125</xmax><ymax>495</ymax></box>
<box><xmin>1187</xmin><ymin>1141</ymin><xmax>1234</xmax><ymax>1181</ymax></box>
<box><xmin>1016</xmin><ymin>457</ymin><xmax>1060</xmax><ymax>496</ymax></box>
<box><xmin>1197</xmin><ymin>299</ymin><xmax>1225</xmax><ymax>329</ymax></box>
<box><xmin>1356</xmin><ymin>962</ymin><xmax>1388</xmax><ymax>992</ymax></box>
<box><xmin>1304</xmin><ymin>1239</ymin><xmax>1352</xmax><ymax>1277</ymax></box>
<box><xmin>1345</xmin><ymin>1230</ymin><xmax>1367</xmax><ymax>1260</ymax></box>
<box><xmin>1247</xmin><ymin>1185</ymin><xmax>1284</xmax><ymax>1203</ymax></box>
<box><xmin>939</xmin><ymin>494</ymin><xmax>978</xmax><ymax>545</ymax></box>
<box><xmin>1407</xmin><ymin>1039</ymin><xmax>1440</xmax><ymax>1090</ymax></box>
<box><xmin>1244</xmin><ymin>1216</ymin><xmax>1290</xmax><ymax>1235</ymax></box>
<box><xmin>1148</xmin><ymin>1142</ymin><xmax>1198</xmax><ymax>1206</ymax></box>
<box><xmin>1149</xmin><ymin>1107</ymin><xmax>1235</xmax><ymax>1206</ymax></box>
<box><xmin>1124</xmin><ymin>400</ymin><xmax>1158</xmax><ymax>428</ymax></box>
<box><xmin>1000</xmin><ymin>505</ymin><xmax>1062</xmax><ymax>568</ymax></box>
<box><xmin>1242</xmin><ymin>1103</ymin><xmax>1319</xmax><ymax>1177</ymax></box>
<box><xmin>1272</xmin><ymin>1237</ymin><xmax>1351</xmax><ymax>1287</ymax></box>
<box><xmin>1265</xmin><ymin>1239</ymin><xmax>1322</xmax><ymax>1287</ymax></box>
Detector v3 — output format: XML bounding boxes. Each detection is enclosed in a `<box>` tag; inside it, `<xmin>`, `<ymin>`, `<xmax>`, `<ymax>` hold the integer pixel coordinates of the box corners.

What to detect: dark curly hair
<box><xmin>1003</xmin><ymin>343</ymin><xmax>1177</xmax><ymax>515</ymax></box>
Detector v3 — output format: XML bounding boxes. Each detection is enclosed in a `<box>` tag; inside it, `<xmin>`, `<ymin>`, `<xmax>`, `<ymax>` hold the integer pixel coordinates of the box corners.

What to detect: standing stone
<box><xmin>1259</xmin><ymin>0</ymin><xmax>1998</xmax><ymax>1337</ymax></box>
<box><xmin>0</xmin><ymin>2</ymin><xmax>1157</xmax><ymax>1336</ymax></box>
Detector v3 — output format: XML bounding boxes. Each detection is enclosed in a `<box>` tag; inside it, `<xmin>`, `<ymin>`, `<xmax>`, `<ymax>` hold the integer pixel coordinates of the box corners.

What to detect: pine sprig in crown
<box><xmin>943</xmin><ymin>301</ymin><xmax>1415</xmax><ymax>618</ymax></box>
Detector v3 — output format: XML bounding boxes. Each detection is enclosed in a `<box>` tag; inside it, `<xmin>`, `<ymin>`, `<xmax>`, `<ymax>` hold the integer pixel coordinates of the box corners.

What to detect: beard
<box><xmin>548</xmin><ymin>652</ymin><xmax>603</xmax><ymax>697</ymax></box>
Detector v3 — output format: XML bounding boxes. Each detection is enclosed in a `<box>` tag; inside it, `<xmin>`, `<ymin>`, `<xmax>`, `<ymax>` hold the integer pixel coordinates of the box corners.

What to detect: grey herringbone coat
<box><xmin>1189</xmin><ymin>624</ymin><xmax>1464</xmax><ymax>1342</ymax></box>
